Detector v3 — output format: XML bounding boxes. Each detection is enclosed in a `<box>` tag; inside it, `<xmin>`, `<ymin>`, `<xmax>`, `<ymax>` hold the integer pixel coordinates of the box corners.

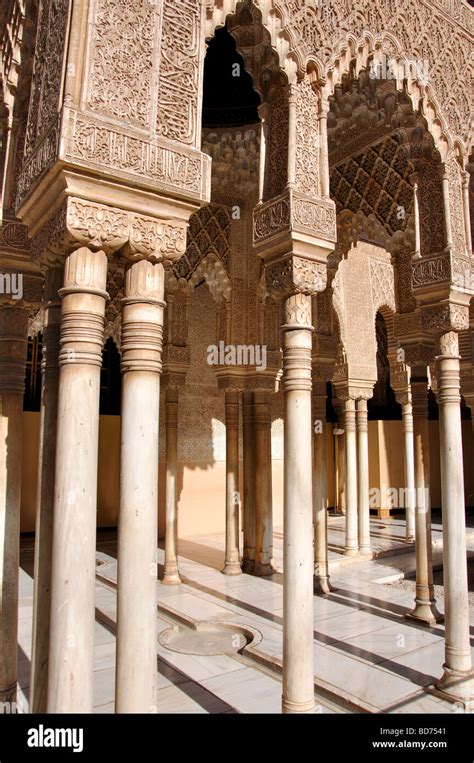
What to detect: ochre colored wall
<box><xmin>20</xmin><ymin>414</ymin><xmax>473</xmax><ymax>536</ymax></box>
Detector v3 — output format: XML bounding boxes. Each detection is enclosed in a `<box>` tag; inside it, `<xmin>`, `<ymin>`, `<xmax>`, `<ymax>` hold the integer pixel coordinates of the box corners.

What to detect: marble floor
<box><xmin>16</xmin><ymin>517</ymin><xmax>474</xmax><ymax>714</ymax></box>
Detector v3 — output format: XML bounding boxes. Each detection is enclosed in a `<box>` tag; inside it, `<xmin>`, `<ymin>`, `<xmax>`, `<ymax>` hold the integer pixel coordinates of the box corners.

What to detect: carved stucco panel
<box><xmin>86</xmin><ymin>0</ymin><xmax>157</xmax><ymax>129</ymax></box>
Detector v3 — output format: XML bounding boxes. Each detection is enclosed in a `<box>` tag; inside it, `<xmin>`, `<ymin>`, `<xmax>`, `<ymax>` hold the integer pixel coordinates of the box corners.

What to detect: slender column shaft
<box><xmin>116</xmin><ymin>259</ymin><xmax>164</xmax><ymax>713</ymax></box>
<box><xmin>257</xmin><ymin>105</ymin><xmax>268</xmax><ymax>204</ymax></box>
<box><xmin>319</xmin><ymin>99</ymin><xmax>330</xmax><ymax>198</ymax></box>
<box><xmin>0</xmin><ymin>306</ymin><xmax>28</xmax><ymax>704</ymax></box>
<box><xmin>402</xmin><ymin>397</ymin><xmax>416</xmax><ymax>542</ymax></box>
<box><xmin>441</xmin><ymin>164</ymin><xmax>452</xmax><ymax>249</ymax></box>
<box><xmin>254</xmin><ymin>391</ymin><xmax>273</xmax><ymax>576</ymax></box>
<box><xmin>436</xmin><ymin>332</ymin><xmax>474</xmax><ymax>705</ymax></box>
<box><xmin>48</xmin><ymin>248</ymin><xmax>108</xmax><ymax>713</ymax></box>
<box><xmin>286</xmin><ymin>86</ymin><xmax>297</xmax><ymax>188</ymax></box>
<box><xmin>242</xmin><ymin>391</ymin><xmax>255</xmax><ymax>573</ymax></box>
<box><xmin>334</xmin><ymin>404</ymin><xmax>346</xmax><ymax>515</ymax></box>
<box><xmin>313</xmin><ymin>389</ymin><xmax>331</xmax><ymax>594</ymax></box>
<box><xmin>405</xmin><ymin>371</ymin><xmax>441</xmax><ymax>626</ymax></box>
<box><xmin>282</xmin><ymin>293</ymin><xmax>314</xmax><ymax>714</ymax></box>
<box><xmin>163</xmin><ymin>386</ymin><xmax>181</xmax><ymax>585</ymax></box>
<box><xmin>222</xmin><ymin>390</ymin><xmax>241</xmax><ymax>575</ymax></box>
<box><xmin>30</xmin><ymin>268</ymin><xmax>62</xmax><ymax>713</ymax></box>
<box><xmin>461</xmin><ymin>172</ymin><xmax>472</xmax><ymax>254</ymax></box>
<box><xmin>356</xmin><ymin>399</ymin><xmax>371</xmax><ymax>556</ymax></box>
<box><xmin>344</xmin><ymin>399</ymin><xmax>358</xmax><ymax>556</ymax></box>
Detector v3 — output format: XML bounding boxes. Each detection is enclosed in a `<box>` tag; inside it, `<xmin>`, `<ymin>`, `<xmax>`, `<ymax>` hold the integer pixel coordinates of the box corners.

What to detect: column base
<box><xmin>405</xmin><ymin>600</ymin><xmax>444</xmax><ymax>627</ymax></box>
<box><xmin>428</xmin><ymin>667</ymin><xmax>474</xmax><ymax>710</ymax></box>
<box><xmin>358</xmin><ymin>545</ymin><xmax>372</xmax><ymax>557</ymax></box>
<box><xmin>241</xmin><ymin>558</ymin><xmax>255</xmax><ymax>574</ymax></box>
<box><xmin>252</xmin><ymin>562</ymin><xmax>275</xmax><ymax>577</ymax></box>
<box><xmin>404</xmin><ymin>535</ymin><xmax>415</xmax><ymax>544</ymax></box>
<box><xmin>377</xmin><ymin>508</ymin><xmax>391</xmax><ymax>519</ymax></box>
<box><xmin>162</xmin><ymin>572</ymin><xmax>183</xmax><ymax>585</ymax></box>
<box><xmin>313</xmin><ymin>575</ymin><xmax>335</xmax><ymax>595</ymax></box>
<box><xmin>344</xmin><ymin>547</ymin><xmax>359</xmax><ymax>557</ymax></box>
<box><xmin>222</xmin><ymin>561</ymin><xmax>242</xmax><ymax>576</ymax></box>
<box><xmin>282</xmin><ymin>696</ymin><xmax>315</xmax><ymax>714</ymax></box>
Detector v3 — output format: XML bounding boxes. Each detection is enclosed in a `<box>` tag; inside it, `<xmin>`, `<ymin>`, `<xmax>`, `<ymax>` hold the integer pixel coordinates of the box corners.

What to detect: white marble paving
<box><xmin>15</xmin><ymin>517</ymin><xmax>474</xmax><ymax>714</ymax></box>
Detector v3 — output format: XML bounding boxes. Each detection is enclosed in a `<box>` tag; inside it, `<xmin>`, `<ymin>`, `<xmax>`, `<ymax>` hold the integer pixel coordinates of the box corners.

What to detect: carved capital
<box><xmin>265</xmin><ymin>256</ymin><xmax>326</xmax><ymax>298</ymax></box>
<box><xmin>121</xmin><ymin>260</ymin><xmax>165</xmax><ymax>375</ymax></box>
<box><xmin>421</xmin><ymin>303</ymin><xmax>469</xmax><ymax>335</ymax></box>
<box><xmin>333</xmin><ymin>379</ymin><xmax>374</xmax><ymax>401</ymax></box>
<box><xmin>0</xmin><ymin>305</ymin><xmax>29</xmax><ymax>395</ymax></box>
<box><xmin>124</xmin><ymin>215</ymin><xmax>187</xmax><ymax>262</ymax></box>
<box><xmin>31</xmin><ymin>198</ymin><xmax>188</xmax><ymax>268</ymax></box>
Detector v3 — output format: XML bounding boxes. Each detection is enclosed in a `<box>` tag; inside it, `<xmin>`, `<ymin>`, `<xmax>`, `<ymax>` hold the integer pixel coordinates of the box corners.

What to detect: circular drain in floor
<box><xmin>96</xmin><ymin>558</ymin><xmax>107</xmax><ymax>568</ymax></box>
<box><xmin>159</xmin><ymin>623</ymin><xmax>248</xmax><ymax>656</ymax></box>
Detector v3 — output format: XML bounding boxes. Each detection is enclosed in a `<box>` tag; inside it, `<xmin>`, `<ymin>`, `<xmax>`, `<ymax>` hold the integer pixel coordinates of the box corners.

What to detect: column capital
<box><xmin>333</xmin><ymin>381</ymin><xmax>374</xmax><ymax>402</ymax></box>
<box><xmin>265</xmin><ymin>255</ymin><xmax>327</xmax><ymax>300</ymax></box>
<box><xmin>31</xmin><ymin>198</ymin><xmax>188</xmax><ymax>269</ymax></box>
<box><xmin>0</xmin><ymin>305</ymin><xmax>29</xmax><ymax>395</ymax></box>
<box><xmin>435</xmin><ymin>331</ymin><xmax>461</xmax><ymax>406</ymax></box>
<box><xmin>120</xmin><ymin>259</ymin><xmax>165</xmax><ymax>375</ymax></box>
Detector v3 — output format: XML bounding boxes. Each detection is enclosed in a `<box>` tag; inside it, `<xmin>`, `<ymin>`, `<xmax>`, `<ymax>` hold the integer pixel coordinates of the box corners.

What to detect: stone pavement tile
<box><xmin>94</xmin><ymin>667</ymin><xmax>115</xmax><ymax>708</ymax></box>
<box><xmin>160</xmin><ymin>591</ymin><xmax>238</xmax><ymax>622</ymax></box>
<box><xmin>157</xmin><ymin>682</ymin><xmax>235</xmax><ymax>714</ymax></box>
<box><xmin>312</xmin><ymin>642</ymin><xmax>423</xmax><ymax>710</ymax></box>
<box><xmin>200</xmin><ymin>666</ymin><xmax>282</xmax><ymax>714</ymax></box>
<box><xmin>313</xmin><ymin>598</ymin><xmax>363</xmax><ymax>623</ymax></box>
<box><xmin>313</xmin><ymin>610</ymin><xmax>396</xmax><ymax>642</ymax></box>
<box><xmin>341</xmin><ymin>622</ymin><xmax>442</xmax><ymax>664</ymax></box>
<box><xmin>94</xmin><ymin>641</ymin><xmax>116</xmax><ymax>671</ymax></box>
<box><xmin>157</xmin><ymin>641</ymin><xmax>248</xmax><ymax>681</ymax></box>
<box><xmin>389</xmin><ymin>693</ymin><xmax>456</xmax><ymax>714</ymax></box>
<box><xmin>378</xmin><ymin>639</ymin><xmax>472</xmax><ymax>687</ymax></box>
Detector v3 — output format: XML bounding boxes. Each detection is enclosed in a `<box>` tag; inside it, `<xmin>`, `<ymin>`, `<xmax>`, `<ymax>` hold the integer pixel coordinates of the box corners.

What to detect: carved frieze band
<box><xmin>31</xmin><ymin>198</ymin><xmax>187</xmax><ymax>266</ymax></box>
<box><xmin>0</xmin><ymin>220</ymin><xmax>30</xmax><ymax>253</ymax></box>
<box><xmin>253</xmin><ymin>190</ymin><xmax>336</xmax><ymax>245</ymax></box>
<box><xmin>16</xmin><ymin>116</ymin><xmax>61</xmax><ymax>210</ymax></box>
<box><xmin>17</xmin><ymin>110</ymin><xmax>212</xmax><ymax>210</ymax></box>
<box><xmin>411</xmin><ymin>252</ymin><xmax>473</xmax><ymax>293</ymax></box>
<box><xmin>63</xmin><ymin>112</ymin><xmax>211</xmax><ymax>200</ymax></box>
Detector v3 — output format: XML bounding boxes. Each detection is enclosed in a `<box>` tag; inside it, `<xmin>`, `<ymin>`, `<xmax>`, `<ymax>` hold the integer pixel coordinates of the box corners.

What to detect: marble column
<box><xmin>401</xmin><ymin>393</ymin><xmax>416</xmax><ymax>543</ymax></box>
<box><xmin>222</xmin><ymin>390</ymin><xmax>241</xmax><ymax>575</ymax></box>
<box><xmin>48</xmin><ymin>248</ymin><xmax>108</xmax><ymax>713</ymax></box>
<box><xmin>435</xmin><ymin>332</ymin><xmax>474</xmax><ymax>707</ymax></box>
<box><xmin>405</xmin><ymin>369</ymin><xmax>441</xmax><ymax>626</ymax></box>
<box><xmin>242</xmin><ymin>391</ymin><xmax>255</xmax><ymax>573</ymax></box>
<box><xmin>313</xmin><ymin>386</ymin><xmax>332</xmax><ymax>594</ymax></box>
<box><xmin>356</xmin><ymin>398</ymin><xmax>371</xmax><ymax>556</ymax></box>
<box><xmin>116</xmin><ymin>259</ymin><xmax>164</xmax><ymax>713</ymax></box>
<box><xmin>343</xmin><ymin>399</ymin><xmax>359</xmax><ymax>556</ymax></box>
<box><xmin>163</xmin><ymin>386</ymin><xmax>181</xmax><ymax>585</ymax></box>
<box><xmin>0</xmin><ymin>305</ymin><xmax>28</xmax><ymax>704</ymax></box>
<box><xmin>30</xmin><ymin>268</ymin><xmax>62</xmax><ymax>713</ymax></box>
<box><xmin>282</xmin><ymin>293</ymin><xmax>314</xmax><ymax>714</ymax></box>
<box><xmin>253</xmin><ymin>390</ymin><xmax>274</xmax><ymax>576</ymax></box>
<box><xmin>334</xmin><ymin>402</ymin><xmax>346</xmax><ymax>515</ymax></box>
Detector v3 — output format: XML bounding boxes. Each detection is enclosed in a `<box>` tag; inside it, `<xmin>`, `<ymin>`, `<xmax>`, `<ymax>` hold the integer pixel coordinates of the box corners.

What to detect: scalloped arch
<box><xmin>205</xmin><ymin>3</ymin><xmax>470</xmax><ymax>160</ymax></box>
<box><xmin>319</xmin><ymin>30</ymin><xmax>458</xmax><ymax>161</ymax></box>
